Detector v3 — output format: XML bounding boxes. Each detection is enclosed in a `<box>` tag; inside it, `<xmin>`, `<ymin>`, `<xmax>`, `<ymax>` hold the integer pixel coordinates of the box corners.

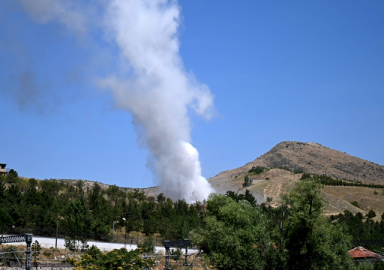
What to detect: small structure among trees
<box><xmin>348</xmin><ymin>246</ymin><xmax>380</xmax><ymax>264</ymax></box>
<box><xmin>0</xmin><ymin>163</ymin><xmax>7</xmax><ymax>175</ymax></box>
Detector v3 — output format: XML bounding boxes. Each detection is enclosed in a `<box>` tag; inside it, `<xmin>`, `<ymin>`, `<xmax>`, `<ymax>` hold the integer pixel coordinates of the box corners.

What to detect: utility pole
<box><xmin>55</xmin><ymin>213</ymin><xmax>58</xmax><ymax>249</ymax></box>
<box><xmin>123</xmin><ymin>217</ymin><xmax>127</xmax><ymax>248</ymax></box>
<box><xmin>112</xmin><ymin>221</ymin><xmax>115</xmax><ymax>242</ymax></box>
<box><xmin>112</xmin><ymin>220</ymin><xmax>118</xmax><ymax>242</ymax></box>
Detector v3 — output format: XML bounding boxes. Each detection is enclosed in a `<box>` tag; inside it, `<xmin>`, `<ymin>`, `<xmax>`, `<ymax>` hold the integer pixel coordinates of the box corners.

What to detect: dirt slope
<box><xmin>249</xmin><ymin>141</ymin><xmax>384</xmax><ymax>184</ymax></box>
<box><xmin>210</xmin><ymin>141</ymin><xmax>384</xmax><ymax>188</ymax></box>
<box><xmin>208</xmin><ymin>141</ymin><xmax>384</xmax><ymax>215</ymax></box>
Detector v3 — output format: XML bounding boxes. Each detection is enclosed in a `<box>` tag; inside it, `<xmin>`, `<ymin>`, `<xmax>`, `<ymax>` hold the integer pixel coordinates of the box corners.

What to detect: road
<box><xmin>1</xmin><ymin>236</ymin><xmax>198</xmax><ymax>254</ymax></box>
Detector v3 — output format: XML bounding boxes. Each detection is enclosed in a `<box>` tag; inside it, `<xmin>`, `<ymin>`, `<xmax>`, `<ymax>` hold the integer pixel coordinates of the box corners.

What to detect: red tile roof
<box><xmin>349</xmin><ymin>246</ymin><xmax>379</xmax><ymax>259</ymax></box>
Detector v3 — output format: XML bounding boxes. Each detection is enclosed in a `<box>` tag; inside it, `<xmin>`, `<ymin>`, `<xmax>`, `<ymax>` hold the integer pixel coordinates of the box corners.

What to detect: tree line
<box><xmin>190</xmin><ymin>179</ymin><xmax>384</xmax><ymax>270</ymax></box>
<box><xmin>2</xmin><ymin>171</ymin><xmax>384</xmax><ymax>269</ymax></box>
<box><xmin>0</xmin><ymin>171</ymin><xmax>204</xmax><ymax>247</ymax></box>
<box><xmin>300</xmin><ymin>173</ymin><xmax>384</xmax><ymax>188</ymax></box>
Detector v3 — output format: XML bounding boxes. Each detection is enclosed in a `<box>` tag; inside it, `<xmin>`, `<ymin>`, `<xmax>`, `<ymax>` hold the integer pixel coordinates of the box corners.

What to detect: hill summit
<box><xmin>211</xmin><ymin>141</ymin><xmax>384</xmax><ymax>186</ymax></box>
<box><xmin>208</xmin><ymin>141</ymin><xmax>384</xmax><ymax>196</ymax></box>
<box><xmin>251</xmin><ymin>141</ymin><xmax>384</xmax><ymax>183</ymax></box>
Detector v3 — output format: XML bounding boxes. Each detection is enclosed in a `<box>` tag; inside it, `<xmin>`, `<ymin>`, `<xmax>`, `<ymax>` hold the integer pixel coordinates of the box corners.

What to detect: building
<box><xmin>0</xmin><ymin>163</ymin><xmax>7</xmax><ymax>175</ymax></box>
<box><xmin>349</xmin><ymin>246</ymin><xmax>381</xmax><ymax>264</ymax></box>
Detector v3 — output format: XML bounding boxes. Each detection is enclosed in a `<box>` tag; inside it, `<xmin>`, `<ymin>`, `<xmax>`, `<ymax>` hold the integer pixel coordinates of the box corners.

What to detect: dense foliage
<box><xmin>71</xmin><ymin>246</ymin><xmax>154</xmax><ymax>270</ymax></box>
<box><xmin>248</xmin><ymin>166</ymin><xmax>268</xmax><ymax>174</ymax></box>
<box><xmin>191</xmin><ymin>194</ymin><xmax>273</xmax><ymax>270</ymax></box>
<box><xmin>300</xmin><ymin>173</ymin><xmax>384</xmax><ymax>188</ymax></box>
<box><xmin>0</xmin><ymin>172</ymin><xmax>204</xmax><ymax>244</ymax></box>
<box><xmin>2</xmin><ymin>170</ymin><xmax>384</xmax><ymax>269</ymax></box>
<box><xmin>331</xmin><ymin>210</ymin><xmax>384</xmax><ymax>241</ymax></box>
<box><xmin>192</xmin><ymin>180</ymin><xmax>356</xmax><ymax>270</ymax></box>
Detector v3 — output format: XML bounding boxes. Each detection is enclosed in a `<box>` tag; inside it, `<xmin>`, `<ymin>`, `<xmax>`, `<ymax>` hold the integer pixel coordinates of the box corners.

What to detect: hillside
<box><xmin>59</xmin><ymin>179</ymin><xmax>159</xmax><ymax>198</ymax></box>
<box><xmin>24</xmin><ymin>141</ymin><xmax>384</xmax><ymax>215</ymax></box>
<box><xmin>208</xmin><ymin>141</ymin><xmax>384</xmax><ymax>216</ymax></box>
<box><xmin>211</xmin><ymin>141</ymin><xmax>384</xmax><ymax>185</ymax></box>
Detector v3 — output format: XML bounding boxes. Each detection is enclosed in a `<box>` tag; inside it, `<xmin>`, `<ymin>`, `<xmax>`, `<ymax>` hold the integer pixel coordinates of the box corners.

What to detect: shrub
<box><xmin>243</xmin><ymin>175</ymin><xmax>251</xmax><ymax>188</ymax></box>
<box><xmin>366</xmin><ymin>210</ymin><xmax>376</xmax><ymax>219</ymax></box>
<box><xmin>248</xmin><ymin>166</ymin><xmax>268</xmax><ymax>174</ymax></box>
<box><xmin>138</xmin><ymin>236</ymin><xmax>155</xmax><ymax>253</ymax></box>
<box><xmin>351</xmin><ymin>201</ymin><xmax>360</xmax><ymax>208</ymax></box>
<box><xmin>170</xmin><ymin>248</ymin><xmax>182</xmax><ymax>262</ymax></box>
<box><xmin>73</xmin><ymin>248</ymin><xmax>154</xmax><ymax>270</ymax></box>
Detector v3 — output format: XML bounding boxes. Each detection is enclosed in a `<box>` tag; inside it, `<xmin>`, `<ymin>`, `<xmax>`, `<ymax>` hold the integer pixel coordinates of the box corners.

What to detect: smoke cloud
<box><xmin>99</xmin><ymin>0</ymin><xmax>214</xmax><ymax>202</ymax></box>
<box><xmin>12</xmin><ymin>0</ymin><xmax>215</xmax><ymax>202</ymax></box>
<box><xmin>17</xmin><ymin>0</ymin><xmax>87</xmax><ymax>34</ymax></box>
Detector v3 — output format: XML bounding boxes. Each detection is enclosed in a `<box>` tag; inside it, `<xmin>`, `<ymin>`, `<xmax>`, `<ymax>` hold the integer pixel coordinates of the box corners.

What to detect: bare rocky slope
<box><xmin>210</xmin><ymin>141</ymin><xmax>384</xmax><ymax>186</ymax></box>
<box><xmin>208</xmin><ymin>141</ymin><xmax>384</xmax><ymax>215</ymax></box>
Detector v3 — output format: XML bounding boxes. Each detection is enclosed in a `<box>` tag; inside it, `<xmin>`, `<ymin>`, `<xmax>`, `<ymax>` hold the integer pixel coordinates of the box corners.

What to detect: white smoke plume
<box><xmin>14</xmin><ymin>0</ymin><xmax>215</xmax><ymax>202</ymax></box>
<box><xmin>99</xmin><ymin>0</ymin><xmax>215</xmax><ymax>202</ymax></box>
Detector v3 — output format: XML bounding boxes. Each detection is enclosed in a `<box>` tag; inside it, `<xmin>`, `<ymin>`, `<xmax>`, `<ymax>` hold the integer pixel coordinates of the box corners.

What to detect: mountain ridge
<box><xmin>208</xmin><ymin>141</ymin><xmax>384</xmax><ymax>216</ymax></box>
<box><xmin>211</xmin><ymin>141</ymin><xmax>384</xmax><ymax>185</ymax></box>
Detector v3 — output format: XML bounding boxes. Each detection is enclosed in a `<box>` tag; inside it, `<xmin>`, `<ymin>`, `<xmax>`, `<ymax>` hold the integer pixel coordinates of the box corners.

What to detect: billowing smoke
<box><xmin>14</xmin><ymin>0</ymin><xmax>215</xmax><ymax>202</ymax></box>
<box><xmin>98</xmin><ymin>0</ymin><xmax>214</xmax><ymax>202</ymax></box>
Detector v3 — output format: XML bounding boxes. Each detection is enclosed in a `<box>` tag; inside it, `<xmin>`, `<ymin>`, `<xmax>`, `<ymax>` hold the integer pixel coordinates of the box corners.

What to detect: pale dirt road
<box><xmin>1</xmin><ymin>236</ymin><xmax>198</xmax><ymax>254</ymax></box>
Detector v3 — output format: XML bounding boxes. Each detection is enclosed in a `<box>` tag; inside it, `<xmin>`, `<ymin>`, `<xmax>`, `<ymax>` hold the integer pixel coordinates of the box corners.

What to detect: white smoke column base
<box><xmin>157</xmin><ymin>141</ymin><xmax>213</xmax><ymax>203</ymax></box>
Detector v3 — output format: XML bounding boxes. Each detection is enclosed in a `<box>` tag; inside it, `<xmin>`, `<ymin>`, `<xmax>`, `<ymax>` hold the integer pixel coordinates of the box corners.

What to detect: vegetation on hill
<box><xmin>300</xmin><ymin>173</ymin><xmax>384</xmax><ymax>188</ymax></box>
<box><xmin>253</xmin><ymin>141</ymin><xmax>384</xmax><ymax>184</ymax></box>
<box><xmin>210</xmin><ymin>141</ymin><xmax>384</xmax><ymax>191</ymax></box>
<box><xmin>191</xmin><ymin>180</ymin><xmax>357</xmax><ymax>270</ymax></box>
<box><xmin>3</xmin><ymin>170</ymin><xmax>384</xmax><ymax>269</ymax></box>
<box><xmin>0</xmin><ymin>172</ymin><xmax>204</xmax><ymax>248</ymax></box>
<box><xmin>248</xmin><ymin>166</ymin><xmax>269</xmax><ymax>174</ymax></box>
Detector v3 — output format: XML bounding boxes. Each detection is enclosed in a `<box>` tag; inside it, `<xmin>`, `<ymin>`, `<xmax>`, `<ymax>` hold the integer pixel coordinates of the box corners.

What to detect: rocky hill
<box><xmin>210</xmin><ymin>141</ymin><xmax>384</xmax><ymax>187</ymax></box>
<box><xmin>208</xmin><ymin>141</ymin><xmax>384</xmax><ymax>216</ymax></box>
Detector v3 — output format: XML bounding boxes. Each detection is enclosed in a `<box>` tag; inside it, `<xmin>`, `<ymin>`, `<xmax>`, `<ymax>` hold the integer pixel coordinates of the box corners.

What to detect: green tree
<box><xmin>190</xmin><ymin>194</ymin><xmax>274</xmax><ymax>270</ymax></box>
<box><xmin>6</xmin><ymin>184</ymin><xmax>25</xmax><ymax>227</ymax></box>
<box><xmin>27</xmin><ymin>178</ymin><xmax>38</xmax><ymax>189</ymax></box>
<box><xmin>156</xmin><ymin>193</ymin><xmax>166</xmax><ymax>203</ymax></box>
<box><xmin>31</xmin><ymin>240</ymin><xmax>41</xmax><ymax>262</ymax></box>
<box><xmin>64</xmin><ymin>199</ymin><xmax>87</xmax><ymax>250</ymax></box>
<box><xmin>351</xmin><ymin>201</ymin><xmax>361</xmax><ymax>208</ymax></box>
<box><xmin>126</xmin><ymin>199</ymin><xmax>142</xmax><ymax>234</ymax></box>
<box><xmin>243</xmin><ymin>175</ymin><xmax>250</xmax><ymax>187</ymax></box>
<box><xmin>0</xmin><ymin>207</ymin><xmax>13</xmax><ymax>232</ymax></box>
<box><xmin>141</xmin><ymin>201</ymin><xmax>157</xmax><ymax>235</ymax></box>
<box><xmin>137</xmin><ymin>236</ymin><xmax>155</xmax><ymax>253</ymax></box>
<box><xmin>40</xmin><ymin>180</ymin><xmax>61</xmax><ymax>198</ymax></box>
<box><xmin>225</xmin><ymin>190</ymin><xmax>257</xmax><ymax>206</ymax></box>
<box><xmin>87</xmin><ymin>183</ymin><xmax>112</xmax><ymax>238</ymax></box>
<box><xmin>6</xmin><ymin>169</ymin><xmax>18</xmax><ymax>183</ymax></box>
<box><xmin>367</xmin><ymin>210</ymin><xmax>377</xmax><ymax>219</ymax></box>
<box><xmin>284</xmin><ymin>180</ymin><xmax>355</xmax><ymax>270</ymax></box>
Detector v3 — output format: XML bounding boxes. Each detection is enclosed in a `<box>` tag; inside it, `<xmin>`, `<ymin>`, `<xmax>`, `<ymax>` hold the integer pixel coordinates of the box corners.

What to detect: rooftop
<box><xmin>349</xmin><ymin>246</ymin><xmax>379</xmax><ymax>259</ymax></box>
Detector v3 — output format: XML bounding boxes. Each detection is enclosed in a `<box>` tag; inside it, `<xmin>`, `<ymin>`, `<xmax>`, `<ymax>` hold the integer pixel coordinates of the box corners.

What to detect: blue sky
<box><xmin>0</xmin><ymin>0</ymin><xmax>383</xmax><ymax>188</ymax></box>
